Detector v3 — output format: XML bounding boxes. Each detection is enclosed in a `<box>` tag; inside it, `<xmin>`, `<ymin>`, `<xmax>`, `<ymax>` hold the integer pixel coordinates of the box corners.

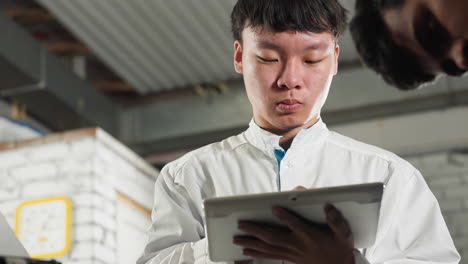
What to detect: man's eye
<box><xmin>305</xmin><ymin>59</ymin><xmax>323</xmax><ymax>64</ymax></box>
<box><xmin>258</xmin><ymin>56</ymin><xmax>277</xmax><ymax>63</ymax></box>
<box><xmin>414</xmin><ymin>7</ymin><xmax>452</xmax><ymax>58</ymax></box>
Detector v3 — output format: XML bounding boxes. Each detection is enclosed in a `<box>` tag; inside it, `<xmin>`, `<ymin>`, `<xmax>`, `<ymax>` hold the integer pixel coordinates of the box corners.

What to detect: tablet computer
<box><xmin>204</xmin><ymin>182</ymin><xmax>384</xmax><ymax>262</ymax></box>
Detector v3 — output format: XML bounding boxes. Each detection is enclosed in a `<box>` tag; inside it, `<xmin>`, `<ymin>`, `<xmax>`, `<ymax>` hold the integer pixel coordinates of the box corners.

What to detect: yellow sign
<box><xmin>15</xmin><ymin>196</ymin><xmax>72</xmax><ymax>259</ymax></box>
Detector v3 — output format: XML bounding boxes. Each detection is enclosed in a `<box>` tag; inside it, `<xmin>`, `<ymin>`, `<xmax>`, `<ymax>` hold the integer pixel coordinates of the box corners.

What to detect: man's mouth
<box><xmin>277</xmin><ymin>99</ymin><xmax>302</xmax><ymax>112</ymax></box>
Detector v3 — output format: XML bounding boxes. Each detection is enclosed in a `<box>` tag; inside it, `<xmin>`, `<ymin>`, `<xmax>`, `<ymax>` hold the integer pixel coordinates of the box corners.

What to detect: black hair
<box><xmin>231</xmin><ymin>0</ymin><xmax>348</xmax><ymax>42</ymax></box>
<box><xmin>350</xmin><ymin>0</ymin><xmax>436</xmax><ymax>90</ymax></box>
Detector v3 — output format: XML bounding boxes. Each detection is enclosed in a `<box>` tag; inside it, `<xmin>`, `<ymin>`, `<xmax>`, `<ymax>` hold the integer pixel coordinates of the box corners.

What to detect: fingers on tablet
<box><xmin>324</xmin><ymin>203</ymin><xmax>352</xmax><ymax>239</ymax></box>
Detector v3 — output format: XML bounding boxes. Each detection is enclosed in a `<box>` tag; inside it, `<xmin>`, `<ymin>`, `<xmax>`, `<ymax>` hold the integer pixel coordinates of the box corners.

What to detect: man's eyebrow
<box><xmin>303</xmin><ymin>42</ymin><xmax>328</xmax><ymax>51</ymax></box>
<box><xmin>257</xmin><ymin>40</ymin><xmax>328</xmax><ymax>51</ymax></box>
<box><xmin>257</xmin><ymin>40</ymin><xmax>281</xmax><ymax>50</ymax></box>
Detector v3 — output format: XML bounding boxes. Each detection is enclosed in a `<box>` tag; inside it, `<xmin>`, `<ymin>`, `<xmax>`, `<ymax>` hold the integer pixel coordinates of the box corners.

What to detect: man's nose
<box><xmin>277</xmin><ymin>60</ymin><xmax>303</xmax><ymax>90</ymax></box>
<box><xmin>449</xmin><ymin>39</ymin><xmax>468</xmax><ymax>70</ymax></box>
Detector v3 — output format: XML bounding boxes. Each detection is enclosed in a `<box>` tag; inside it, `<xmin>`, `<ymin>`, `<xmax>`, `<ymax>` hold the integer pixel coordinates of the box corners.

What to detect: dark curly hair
<box><xmin>349</xmin><ymin>0</ymin><xmax>436</xmax><ymax>90</ymax></box>
<box><xmin>231</xmin><ymin>0</ymin><xmax>348</xmax><ymax>42</ymax></box>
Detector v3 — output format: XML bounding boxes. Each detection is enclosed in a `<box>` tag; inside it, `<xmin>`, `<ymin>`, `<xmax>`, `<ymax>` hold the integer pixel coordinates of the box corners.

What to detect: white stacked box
<box><xmin>0</xmin><ymin>128</ymin><xmax>158</xmax><ymax>264</ymax></box>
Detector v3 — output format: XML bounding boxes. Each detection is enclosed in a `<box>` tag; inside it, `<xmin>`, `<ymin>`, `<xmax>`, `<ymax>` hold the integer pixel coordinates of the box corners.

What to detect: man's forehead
<box><xmin>246</xmin><ymin>25</ymin><xmax>332</xmax><ymax>37</ymax></box>
<box><xmin>242</xmin><ymin>26</ymin><xmax>335</xmax><ymax>46</ymax></box>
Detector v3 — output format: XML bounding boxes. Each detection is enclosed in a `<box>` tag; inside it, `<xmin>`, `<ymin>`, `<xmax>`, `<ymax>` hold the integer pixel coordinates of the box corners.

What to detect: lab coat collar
<box><xmin>245</xmin><ymin>118</ymin><xmax>329</xmax><ymax>156</ymax></box>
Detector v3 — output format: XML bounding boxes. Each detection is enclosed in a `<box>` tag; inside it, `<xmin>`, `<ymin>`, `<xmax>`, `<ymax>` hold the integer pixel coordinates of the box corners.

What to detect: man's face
<box><xmin>384</xmin><ymin>0</ymin><xmax>468</xmax><ymax>76</ymax></box>
<box><xmin>233</xmin><ymin>27</ymin><xmax>339</xmax><ymax>134</ymax></box>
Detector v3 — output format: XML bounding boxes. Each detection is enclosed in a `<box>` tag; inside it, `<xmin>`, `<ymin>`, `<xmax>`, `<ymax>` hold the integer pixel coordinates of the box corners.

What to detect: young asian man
<box><xmin>138</xmin><ymin>0</ymin><xmax>460</xmax><ymax>263</ymax></box>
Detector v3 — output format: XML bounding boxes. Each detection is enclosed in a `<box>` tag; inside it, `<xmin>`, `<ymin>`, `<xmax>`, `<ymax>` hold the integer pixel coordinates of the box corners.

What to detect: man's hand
<box><xmin>233</xmin><ymin>204</ymin><xmax>355</xmax><ymax>264</ymax></box>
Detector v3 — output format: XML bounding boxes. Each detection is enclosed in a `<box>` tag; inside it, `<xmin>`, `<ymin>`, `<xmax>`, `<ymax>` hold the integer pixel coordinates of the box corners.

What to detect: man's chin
<box><xmin>276</xmin><ymin>116</ymin><xmax>319</xmax><ymax>130</ymax></box>
<box><xmin>275</xmin><ymin>120</ymin><xmax>307</xmax><ymax>132</ymax></box>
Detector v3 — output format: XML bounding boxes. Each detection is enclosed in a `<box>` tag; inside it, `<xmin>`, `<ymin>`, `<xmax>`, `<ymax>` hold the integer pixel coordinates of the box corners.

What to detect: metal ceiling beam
<box><xmin>333</xmin><ymin>106</ymin><xmax>468</xmax><ymax>157</ymax></box>
<box><xmin>0</xmin><ymin>12</ymin><xmax>41</xmax><ymax>91</ymax></box>
<box><xmin>143</xmin><ymin>104</ymin><xmax>468</xmax><ymax>165</ymax></box>
<box><xmin>0</xmin><ymin>12</ymin><xmax>119</xmax><ymax>135</ymax></box>
<box><xmin>120</xmin><ymin>69</ymin><xmax>468</xmax><ymax>156</ymax></box>
<box><xmin>120</xmin><ymin>79</ymin><xmax>252</xmax><ymax>155</ymax></box>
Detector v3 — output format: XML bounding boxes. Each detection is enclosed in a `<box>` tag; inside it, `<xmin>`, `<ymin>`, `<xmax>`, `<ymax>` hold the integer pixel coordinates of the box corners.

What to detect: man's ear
<box><xmin>233</xmin><ymin>40</ymin><xmax>243</xmax><ymax>74</ymax></box>
<box><xmin>333</xmin><ymin>44</ymin><xmax>340</xmax><ymax>76</ymax></box>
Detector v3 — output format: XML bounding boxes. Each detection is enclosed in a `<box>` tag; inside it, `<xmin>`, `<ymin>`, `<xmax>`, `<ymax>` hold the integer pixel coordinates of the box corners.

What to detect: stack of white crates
<box><xmin>0</xmin><ymin>128</ymin><xmax>158</xmax><ymax>264</ymax></box>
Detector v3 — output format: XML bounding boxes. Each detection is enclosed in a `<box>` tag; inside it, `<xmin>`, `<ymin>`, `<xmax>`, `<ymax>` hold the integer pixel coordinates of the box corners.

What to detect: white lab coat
<box><xmin>138</xmin><ymin>119</ymin><xmax>460</xmax><ymax>264</ymax></box>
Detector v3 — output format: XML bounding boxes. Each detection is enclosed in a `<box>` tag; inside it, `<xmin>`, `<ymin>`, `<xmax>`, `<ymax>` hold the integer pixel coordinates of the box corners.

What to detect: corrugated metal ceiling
<box><xmin>37</xmin><ymin>0</ymin><xmax>358</xmax><ymax>94</ymax></box>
